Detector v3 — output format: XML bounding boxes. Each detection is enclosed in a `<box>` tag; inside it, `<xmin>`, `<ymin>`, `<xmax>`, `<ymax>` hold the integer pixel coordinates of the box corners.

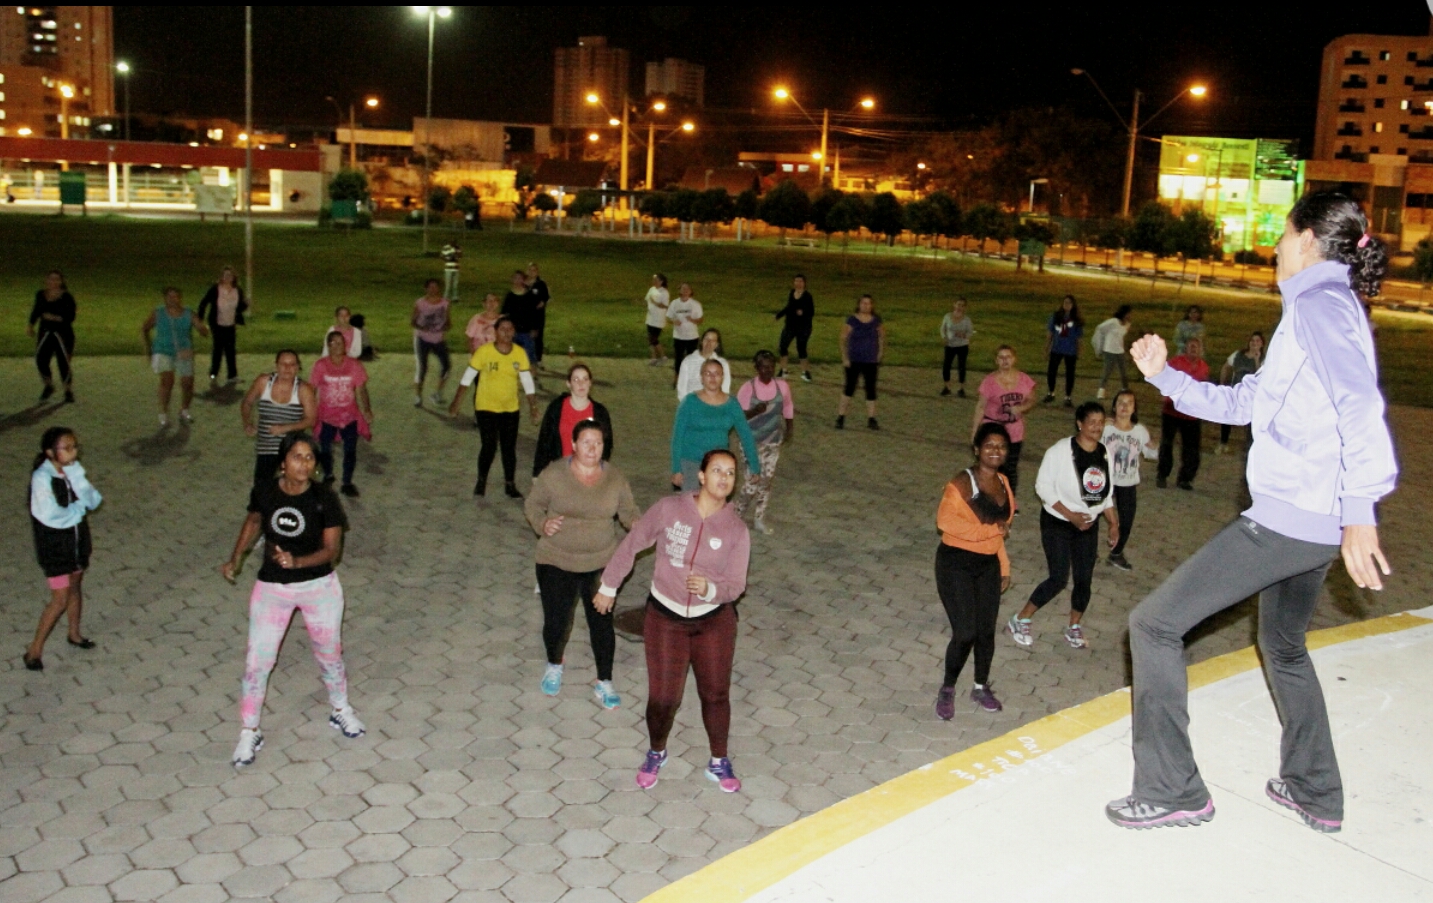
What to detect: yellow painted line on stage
<box><xmin>643</xmin><ymin>610</ymin><xmax>1432</xmax><ymax>903</ymax></box>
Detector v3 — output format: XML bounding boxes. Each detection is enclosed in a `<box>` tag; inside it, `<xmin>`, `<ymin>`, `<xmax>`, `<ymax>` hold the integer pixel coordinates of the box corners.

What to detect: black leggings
<box><xmin>35</xmin><ymin>329</ymin><xmax>74</xmax><ymax>386</ymax></box>
<box><xmin>537</xmin><ymin>564</ymin><xmax>614</xmax><ymax>680</ymax></box>
<box><xmin>1046</xmin><ymin>352</ymin><xmax>1077</xmax><ymax>397</ymax></box>
<box><xmin>210</xmin><ymin>324</ymin><xmax>238</xmax><ymax>380</ymax></box>
<box><xmin>1028</xmin><ymin>508</ymin><xmax>1100</xmax><ymax>614</ymax></box>
<box><xmin>779</xmin><ymin>327</ymin><xmax>810</xmax><ymax>360</ymax></box>
<box><xmin>1111</xmin><ymin>484</ymin><xmax>1136</xmax><ymax>557</ymax></box>
<box><xmin>843</xmin><ymin>362</ymin><xmax>879</xmax><ymax>400</ymax></box>
<box><xmin>476</xmin><ymin>410</ymin><xmax>520</xmax><ymax>484</ymax></box>
<box><xmin>934</xmin><ymin>544</ymin><xmax>1001</xmax><ymax>687</ymax></box>
<box><xmin>942</xmin><ymin>346</ymin><xmax>969</xmax><ymax>384</ymax></box>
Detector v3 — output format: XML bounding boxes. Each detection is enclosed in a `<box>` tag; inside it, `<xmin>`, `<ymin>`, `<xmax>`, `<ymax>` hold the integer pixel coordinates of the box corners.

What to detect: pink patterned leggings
<box><xmin>240</xmin><ymin>573</ymin><xmax>349</xmax><ymax>729</ymax></box>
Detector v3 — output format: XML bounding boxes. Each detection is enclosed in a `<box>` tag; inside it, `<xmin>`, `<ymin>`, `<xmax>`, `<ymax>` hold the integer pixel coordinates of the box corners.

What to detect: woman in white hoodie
<box><xmin>1005</xmin><ymin>401</ymin><xmax>1118</xmax><ymax>651</ymax></box>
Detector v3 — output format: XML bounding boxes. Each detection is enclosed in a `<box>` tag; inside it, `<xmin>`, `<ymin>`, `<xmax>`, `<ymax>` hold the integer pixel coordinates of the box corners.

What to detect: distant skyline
<box><xmin>115</xmin><ymin>6</ymin><xmax>1433</xmax><ymax>148</ymax></box>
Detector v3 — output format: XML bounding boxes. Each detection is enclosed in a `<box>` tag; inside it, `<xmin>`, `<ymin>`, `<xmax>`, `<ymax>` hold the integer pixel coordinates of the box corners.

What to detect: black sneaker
<box><xmin>504</xmin><ymin>483</ymin><xmax>524</xmax><ymax>499</ymax></box>
<box><xmin>835</xmin><ymin>415</ymin><xmax>845</xmax><ymax>430</ymax></box>
<box><xmin>940</xmin><ymin>387</ymin><xmax>952</xmax><ymax>396</ymax></box>
<box><xmin>1107</xmin><ymin>553</ymin><xmax>1132</xmax><ymax>571</ymax></box>
<box><xmin>1177</xmin><ymin>480</ymin><xmax>1194</xmax><ymax>491</ymax></box>
<box><xmin>39</xmin><ymin>384</ymin><xmax>55</xmax><ymax>401</ymax></box>
<box><xmin>341</xmin><ymin>483</ymin><xmax>360</xmax><ymax>498</ymax></box>
<box><xmin>1156</xmin><ymin>477</ymin><xmax>1168</xmax><ymax>488</ymax></box>
<box><xmin>801</xmin><ymin>371</ymin><xmax>812</xmax><ymax>383</ymax></box>
<box><xmin>63</xmin><ymin>390</ymin><xmax>74</xmax><ymax>404</ymax></box>
<box><xmin>474</xmin><ymin>479</ymin><xmax>486</xmax><ymax>496</ymax></box>
<box><xmin>1042</xmin><ymin>393</ymin><xmax>1056</xmax><ymax>404</ymax></box>
<box><xmin>956</xmin><ymin>388</ymin><xmax>966</xmax><ymax>398</ymax></box>
<box><xmin>867</xmin><ymin>417</ymin><xmax>879</xmax><ymax>430</ymax></box>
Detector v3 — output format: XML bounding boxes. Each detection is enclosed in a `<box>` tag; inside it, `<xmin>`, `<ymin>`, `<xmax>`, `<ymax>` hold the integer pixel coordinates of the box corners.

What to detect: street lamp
<box><xmin>773</xmin><ymin>89</ymin><xmax>877</xmax><ymax>187</ymax></box>
<box><xmin>1028</xmin><ymin>177</ymin><xmax>1049</xmax><ymax>213</ymax></box>
<box><xmin>328</xmin><ymin>94</ymin><xmax>380</xmax><ymax>169</ymax></box>
<box><xmin>115</xmin><ymin>61</ymin><xmax>131</xmax><ymax>140</ymax></box>
<box><xmin>413</xmin><ymin>6</ymin><xmax>452</xmax><ymax>254</ymax></box>
<box><xmin>1072</xmin><ymin>68</ymin><xmax>1207</xmax><ymax>219</ymax></box>
<box><xmin>58</xmin><ymin>83</ymin><xmax>74</xmax><ymax>140</ymax></box>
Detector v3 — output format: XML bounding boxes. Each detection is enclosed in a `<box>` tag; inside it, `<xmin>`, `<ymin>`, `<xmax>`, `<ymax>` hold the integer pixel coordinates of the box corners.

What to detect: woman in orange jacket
<box><xmin>934</xmin><ymin>422</ymin><xmax>1015</xmax><ymax>718</ymax></box>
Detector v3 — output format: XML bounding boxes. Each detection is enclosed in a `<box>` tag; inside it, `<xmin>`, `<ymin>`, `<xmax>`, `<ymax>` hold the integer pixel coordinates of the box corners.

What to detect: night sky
<box><xmin>115</xmin><ymin>6</ymin><xmax>1433</xmax><ymax>148</ymax></box>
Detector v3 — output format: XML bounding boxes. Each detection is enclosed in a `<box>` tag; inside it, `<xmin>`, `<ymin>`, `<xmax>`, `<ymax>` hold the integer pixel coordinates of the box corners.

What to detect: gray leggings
<box><xmin>1128</xmin><ymin>517</ymin><xmax>1341</xmax><ymax>819</ymax></box>
<box><xmin>1099</xmin><ymin>352</ymin><xmax>1126</xmax><ymax>389</ymax></box>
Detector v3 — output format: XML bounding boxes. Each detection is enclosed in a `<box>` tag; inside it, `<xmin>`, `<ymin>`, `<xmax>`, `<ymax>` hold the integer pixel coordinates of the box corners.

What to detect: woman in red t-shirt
<box><xmin>970</xmin><ymin>345</ymin><xmax>1038</xmax><ymax>499</ymax></box>
<box><xmin>533</xmin><ymin>363</ymin><xmax>613</xmax><ymax>477</ymax></box>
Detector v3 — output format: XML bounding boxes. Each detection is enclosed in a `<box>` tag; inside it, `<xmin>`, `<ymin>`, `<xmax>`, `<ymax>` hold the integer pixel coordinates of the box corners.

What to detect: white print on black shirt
<box><xmin>270</xmin><ymin>507</ymin><xmax>306</xmax><ymax>538</ymax></box>
<box><xmin>664</xmin><ymin>520</ymin><xmax>692</xmax><ymax>567</ymax></box>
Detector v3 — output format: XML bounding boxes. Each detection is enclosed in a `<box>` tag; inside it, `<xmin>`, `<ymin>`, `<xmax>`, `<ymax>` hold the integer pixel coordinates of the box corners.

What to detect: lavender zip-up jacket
<box><xmin>1148</xmin><ymin>260</ymin><xmax>1396</xmax><ymax>544</ymax></box>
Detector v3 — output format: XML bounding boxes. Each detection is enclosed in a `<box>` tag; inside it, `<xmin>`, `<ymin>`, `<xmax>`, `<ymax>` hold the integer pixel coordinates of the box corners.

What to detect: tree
<box><xmin>758</xmin><ymin>179</ymin><xmax>812</xmax><ymax>240</ymax></box>
<box><xmin>963</xmin><ymin>203</ymin><xmax>1013</xmax><ymax>257</ymax></box>
<box><xmin>692</xmin><ymin>188</ymin><xmax>736</xmax><ymax>239</ymax></box>
<box><xmin>668</xmin><ymin>189</ymin><xmax>700</xmax><ymax>224</ymax></box>
<box><xmin>825</xmin><ymin>195</ymin><xmax>867</xmax><ymax>270</ymax></box>
<box><xmin>567</xmin><ymin>189</ymin><xmax>603</xmax><ymax>228</ymax></box>
<box><xmin>866</xmin><ymin>192</ymin><xmax>905</xmax><ymax>248</ymax></box>
<box><xmin>638</xmin><ymin>192</ymin><xmax>669</xmax><ymax>230</ymax></box>
<box><xmin>1415</xmin><ymin>236</ymin><xmax>1433</xmax><ymax>283</ymax></box>
<box><xmin>734</xmin><ymin>188</ymin><xmax>759</xmax><ymax>221</ymax></box>
<box><xmin>904</xmin><ymin>197</ymin><xmax>946</xmax><ymax>252</ymax></box>
<box><xmin>1128</xmin><ymin>202</ymin><xmax>1178</xmax><ymax>257</ymax></box>
<box><xmin>810</xmin><ymin>188</ymin><xmax>845</xmax><ymax>236</ymax></box>
<box><xmin>532</xmin><ymin>193</ymin><xmax>558</xmax><ymax>213</ymax></box>
<box><xmin>328</xmin><ymin>169</ymin><xmax>369</xmax><ymax>202</ymax></box>
<box><xmin>930</xmin><ymin>191</ymin><xmax>963</xmax><ymax>248</ymax></box>
<box><xmin>427</xmin><ymin>185</ymin><xmax>452</xmax><ymax>214</ymax></box>
<box><xmin>452</xmin><ymin>185</ymin><xmax>479</xmax><ymax>213</ymax></box>
<box><xmin>1168</xmin><ymin>208</ymin><xmax>1218</xmax><ymax>261</ymax></box>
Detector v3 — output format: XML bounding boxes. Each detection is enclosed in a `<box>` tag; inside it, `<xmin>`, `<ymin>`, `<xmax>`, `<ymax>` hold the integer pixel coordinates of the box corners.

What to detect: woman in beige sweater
<box><xmin>525</xmin><ymin>420</ymin><xmax>642</xmax><ymax>709</ymax></box>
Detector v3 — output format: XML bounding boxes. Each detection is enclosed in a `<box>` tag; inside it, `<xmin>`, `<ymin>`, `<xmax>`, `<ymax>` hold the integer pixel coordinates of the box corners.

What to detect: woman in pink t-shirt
<box><xmin>465</xmin><ymin>292</ymin><xmax>502</xmax><ymax>353</ymax></box>
<box><xmin>411</xmin><ymin>279</ymin><xmax>452</xmax><ymax>408</ymax></box>
<box><xmin>311</xmin><ymin>331</ymin><xmax>374</xmax><ymax>498</ymax></box>
<box><xmin>970</xmin><ymin>344</ymin><xmax>1037</xmax><ymax>498</ymax></box>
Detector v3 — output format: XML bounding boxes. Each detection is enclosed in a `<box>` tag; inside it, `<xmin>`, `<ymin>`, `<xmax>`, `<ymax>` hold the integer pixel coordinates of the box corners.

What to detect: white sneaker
<box><xmin>413</xmin><ymin>394</ymin><xmax>423</xmax><ymax>407</ymax></box>
<box><xmin>430</xmin><ymin>392</ymin><xmax>443</xmax><ymax>405</ymax></box>
<box><xmin>233</xmin><ymin>728</ymin><xmax>263</xmax><ymax>767</ymax></box>
<box><xmin>1096</xmin><ymin>388</ymin><xmax>1105</xmax><ymax>400</ymax></box>
<box><xmin>1064</xmin><ymin>624</ymin><xmax>1088</xmax><ymax>649</ymax></box>
<box><xmin>158</xmin><ymin>413</ymin><xmax>169</xmax><ymax>427</ymax></box>
<box><xmin>1006</xmin><ymin>615</ymin><xmax>1033</xmax><ymax>647</ymax></box>
<box><xmin>328</xmin><ymin>707</ymin><xmax>366</xmax><ymax>738</ymax></box>
<box><xmin>754</xmin><ymin>518</ymin><xmax>773</xmax><ymax>535</ymax></box>
<box><xmin>179</xmin><ymin>409</ymin><xmax>192</xmax><ymax>423</ymax></box>
<box><xmin>1216</xmin><ymin>444</ymin><xmax>1230</xmax><ymax>455</ymax></box>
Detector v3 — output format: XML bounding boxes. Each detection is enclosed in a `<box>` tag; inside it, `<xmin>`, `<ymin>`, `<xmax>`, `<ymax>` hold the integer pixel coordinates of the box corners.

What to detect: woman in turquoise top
<box><xmin>671</xmin><ymin>358</ymin><xmax>761</xmax><ymax>491</ymax></box>
<box><xmin>141</xmin><ymin>286</ymin><xmax>208</xmax><ymax>427</ymax></box>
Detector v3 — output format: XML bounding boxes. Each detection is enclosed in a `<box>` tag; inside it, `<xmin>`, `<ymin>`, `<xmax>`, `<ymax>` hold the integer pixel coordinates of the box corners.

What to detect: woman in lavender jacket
<box><xmin>1106</xmin><ymin>191</ymin><xmax>1397</xmax><ymax>834</ymax></box>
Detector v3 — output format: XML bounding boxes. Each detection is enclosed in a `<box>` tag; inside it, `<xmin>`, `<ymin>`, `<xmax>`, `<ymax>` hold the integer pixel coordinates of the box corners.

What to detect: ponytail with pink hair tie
<box><xmin>1357</xmin><ymin>233</ymin><xmax>1371</xmax><ymax>249</ymax></box>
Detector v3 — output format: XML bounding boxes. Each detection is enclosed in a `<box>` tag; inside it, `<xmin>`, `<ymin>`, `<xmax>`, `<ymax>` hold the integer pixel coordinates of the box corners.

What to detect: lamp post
<box><xmin>774</xmin><ymin>90</ymin><xmax>875</xmax><ymax>187</ymax></box>
<box><xmin>413</xmin><ymin>6</ymin><xmax>451</xmax><ymax>255</ymax></box>
<box><xmin>1072</xmin><ymin>69</ymin><xmax>1206</xmax><ymax>219</ymax></box>
<box><xmin>1028</xmin><ymin>177</ymin><xmax>1049</xmax><ymax>213</ymax></box>
<box><xmin>327</xmin><ymin>95</ymin><xmax>380</xmax><ymax>169</ymax></box>
<box><xmin>115</xmin><ymin>61</ymin><xmax>131</xmax><ymax>141</ymax></box>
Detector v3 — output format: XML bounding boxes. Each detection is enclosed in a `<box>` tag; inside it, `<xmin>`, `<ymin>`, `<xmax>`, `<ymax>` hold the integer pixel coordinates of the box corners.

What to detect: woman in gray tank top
<box><xmin>240</xmin><ymin>350</ymin><xmax>317</xmax><ymax>484</ymax></box>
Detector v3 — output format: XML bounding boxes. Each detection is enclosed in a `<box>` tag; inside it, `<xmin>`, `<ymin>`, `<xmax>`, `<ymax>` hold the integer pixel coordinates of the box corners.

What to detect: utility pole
<box><xmin>619</xmin><ymin>94</ymin><xmax>629</xmax><ymax>210</ymax></box>
<box><xmin>1121</xmin><ymin>89</ymin><xmax>1140</xmax><ymax>219</ymax></box>
<box><xmin>820</xmin><ymin>108</ymin><xmax>829</xmax><ymax>185</ymax></box>
<box><xmin>244</xmin><ymin>6</ymin><xmax>254</xmax><ymax>309</ymax></box>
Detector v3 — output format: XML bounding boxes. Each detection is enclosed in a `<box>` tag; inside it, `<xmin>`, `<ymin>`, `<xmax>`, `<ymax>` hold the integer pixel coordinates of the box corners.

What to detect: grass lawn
<box><xmin>4</xmin><ymin>212</ymin><xmax>1429</xmax><ymax>407</ymax></box>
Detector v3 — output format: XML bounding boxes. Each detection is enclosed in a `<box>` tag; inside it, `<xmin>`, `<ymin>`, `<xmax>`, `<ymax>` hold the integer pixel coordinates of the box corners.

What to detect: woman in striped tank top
<box><xmin>240</xmin><ymin>350</ymin><xmax>317</xmax><ymax>484</ymax></box>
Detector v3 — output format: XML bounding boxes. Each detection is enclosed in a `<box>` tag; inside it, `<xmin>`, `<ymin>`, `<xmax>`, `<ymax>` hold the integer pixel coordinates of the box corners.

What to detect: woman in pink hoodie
<box><xmin>596</xmin><ymin>448</ymin><xmax>751</xmax><ymax>794</ymax></box>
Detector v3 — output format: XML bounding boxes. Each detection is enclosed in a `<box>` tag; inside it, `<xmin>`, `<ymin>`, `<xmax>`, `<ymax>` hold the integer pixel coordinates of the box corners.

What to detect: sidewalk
<box><xmin>1</xmin><ymin>354</ymin><xmax>1427</xmax><ymax>902</ymax></box>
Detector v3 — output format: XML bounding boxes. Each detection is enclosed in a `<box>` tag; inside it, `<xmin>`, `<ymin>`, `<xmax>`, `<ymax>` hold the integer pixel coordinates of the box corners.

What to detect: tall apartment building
<box><xmin>0</xmin><ymin>6</ymin><xmax>113</xmax><ymax>138</ymax></box>
<box><xmin>552</xmin><ymin>36</ymin><xmax>629</xmax><ymax>129</ymax></box>
<box><xmin>1314</xmin><ymin>31</ymin><xmax>1433</xmax><ymax>163</ymax></box>
<box><xmin>645</xmin><ymin>58</ymin><xmax>704</xmax><ymax>107</ymax></box>
<box><xmin>1308</xmin><ymin>24</ymin><xmax>1433</xmax><ymax>248</ymax></box>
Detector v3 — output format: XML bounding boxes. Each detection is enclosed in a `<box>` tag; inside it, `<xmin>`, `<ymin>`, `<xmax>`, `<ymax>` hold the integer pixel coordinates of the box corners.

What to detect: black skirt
<box><xmin>33</xmin><ymin>519</ymin><xmax>91</xmax><ymax>578</ymax></box>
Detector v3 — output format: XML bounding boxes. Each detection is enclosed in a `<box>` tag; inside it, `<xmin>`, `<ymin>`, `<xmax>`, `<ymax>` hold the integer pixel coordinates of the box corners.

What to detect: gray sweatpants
<box><xmin>1129</xmin><ymin>517</ymin><xmax>1342</xmax><ymax>819</ymax></box>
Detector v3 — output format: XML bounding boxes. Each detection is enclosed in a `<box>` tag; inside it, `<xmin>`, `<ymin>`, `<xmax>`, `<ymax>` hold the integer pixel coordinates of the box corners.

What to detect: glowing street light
<box><xmin>115</xmin><ymin>61</ymin><xmax>132</xmax><ymax>141</ymax></box>
<box><xmin>414</xmin><ymin>5</ymin><xmax>452</xmax><ymax>253</ymax></box>
<box><xmin>774</xmin><ymin>88</ymin><xmax>878</xmax><ymax>186</ymax></box>
<box><xmin>1072</xmin><ymin>68</ymin><xmax>1208</xmax><ymax>220</ymax></box>
<box><xmin>681</xmin><ymin>121</ymin><xmax>694</xmax><ymax>132</ymax></box>
<box><xmin>860</xmin><ymin>97</ymin><xmax>875</xmax><ymax>110</ymax></box>
<box><xmin>811</xmin><ymin>151</ymin><xmax>823</xmax><ymax>161</ymax></box>
<box><xmin>652</xmin><ymin>101</ymin><xmax>667</xmax><ymax>112</ymax></box>
<box><xmin>587</xmin><ymin>132</ymin><xmax>600</xmax><ymax>142</ymax></box>
<box><xmin>17</xmin><ymin>127</ymin><xmax>32</xmax><ymax>136</ymax></box>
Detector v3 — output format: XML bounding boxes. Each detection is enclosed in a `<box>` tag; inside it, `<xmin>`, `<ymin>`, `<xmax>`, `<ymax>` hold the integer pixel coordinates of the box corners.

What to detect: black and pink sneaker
<box><xmin>1105</xmin><ymin>795</ymin><xmax>1214</xmax><ymax>829</ymax></box>
<box><xmin>1266</xmin><ymin>779</ymin><xmax>1341</xmax><ymax>833</ymax></box>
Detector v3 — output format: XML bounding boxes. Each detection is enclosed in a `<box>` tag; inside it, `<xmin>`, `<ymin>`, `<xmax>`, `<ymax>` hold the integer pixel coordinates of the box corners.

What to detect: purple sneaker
<box><xmin>935</xmin><ymin>685</ymin><xmax>955</xmax><ymax>721</ymax></box>
<box><xmin>706</xmin><ymin>757</ymin><xmax>741</xmax><ymax>793</ymax></box>
<box><xmin>1105</xmin><ymin>795</ymin><xmax>1214</xmax><ymax>829</ymax></box>
<box><xmin>1266</xmin><ymin>779</ymin><xmax>1341</xmax><ymax>833</ymax></box>
<box><xmin>635</xmin><ymin>749</ymin><xmax>667</xmax><ymax>790</ymax></box>
<box><xmin>970</xmin><ymin>684</ymin><xmax>1003</xmax><ymax>712</ymax></box>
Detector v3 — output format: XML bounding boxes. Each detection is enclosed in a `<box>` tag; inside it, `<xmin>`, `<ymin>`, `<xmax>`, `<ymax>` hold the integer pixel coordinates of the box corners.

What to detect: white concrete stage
<box><xmin>648</xmin><ymin>608</ymin><xmax>1433</xmax><ymax>903</ymax></box>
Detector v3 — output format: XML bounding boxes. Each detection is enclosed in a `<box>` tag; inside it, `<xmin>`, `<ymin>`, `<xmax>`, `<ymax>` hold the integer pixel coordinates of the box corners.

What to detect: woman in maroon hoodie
<box><xmin>596</xmin><ymin>448</ymin><xmax>752</xmax><ymax>794</ymax></box>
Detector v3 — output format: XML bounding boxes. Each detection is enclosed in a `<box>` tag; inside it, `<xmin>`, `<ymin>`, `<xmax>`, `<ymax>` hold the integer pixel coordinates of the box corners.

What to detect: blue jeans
<box><xmin>318</xmin><ymin>421</ymin><xmax>359</xmax><ymax>486</ymax></box>
<box><xmin>1129</xmin><ymin>517</ymin><xmax>1341</xmax><ymax>819</ymax></box>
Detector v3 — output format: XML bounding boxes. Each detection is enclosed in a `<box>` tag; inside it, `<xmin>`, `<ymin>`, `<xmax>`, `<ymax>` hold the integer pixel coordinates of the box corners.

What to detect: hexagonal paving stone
<box><xmin>337</xmin><ymin>861</ymin><xmax>405</xmax><ymax>894</ymax></box>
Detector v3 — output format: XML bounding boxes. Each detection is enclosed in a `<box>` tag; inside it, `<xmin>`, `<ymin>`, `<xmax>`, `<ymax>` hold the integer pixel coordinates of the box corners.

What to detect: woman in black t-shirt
<box><xmin>220</xmin><ymin>432</ymin><xmax>365</xmax><ymax>767</ymax></box>
<box><xmin>28</xmin><ymin>270</ymin><xmax>78</xmax><ymax>403</ymax></box>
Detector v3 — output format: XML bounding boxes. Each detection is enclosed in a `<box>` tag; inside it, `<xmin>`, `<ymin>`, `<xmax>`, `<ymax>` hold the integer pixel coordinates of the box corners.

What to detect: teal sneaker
<box><xmin>540</xmin><ymin>663</ymin><xmax>563</xmax><ymax>696</ymax></box>
<box><xmin>593</xmin><ymin>680</ymin><xmax>620</xmax><ymax>710</ymax></box>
